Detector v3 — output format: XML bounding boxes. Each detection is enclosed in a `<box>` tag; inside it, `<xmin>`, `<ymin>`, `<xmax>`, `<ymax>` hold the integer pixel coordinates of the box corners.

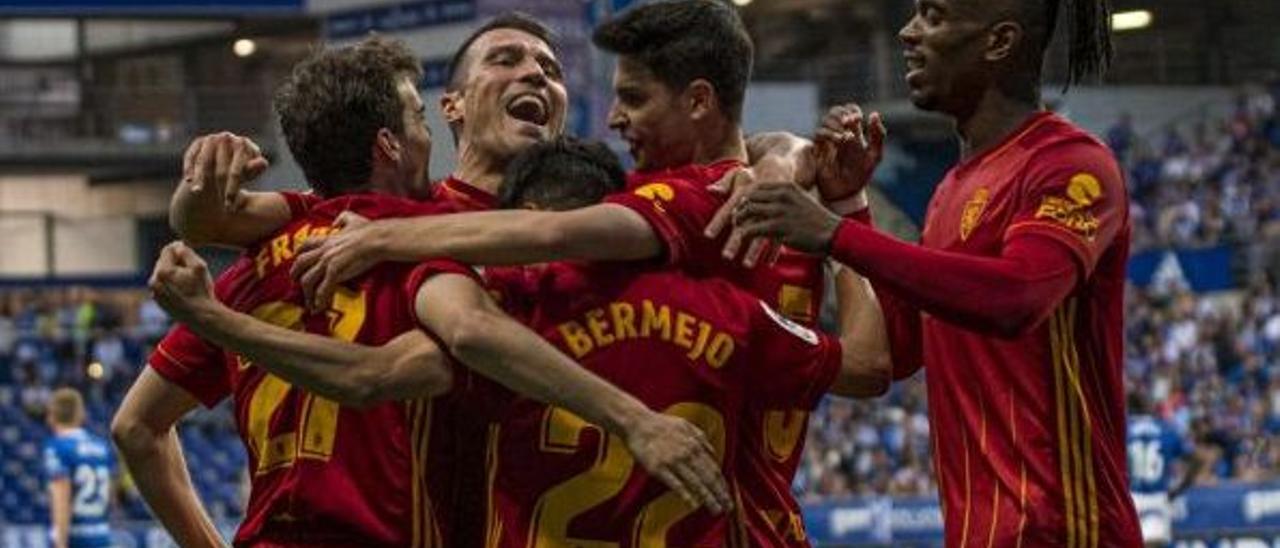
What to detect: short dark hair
<box><xmin>273</xmin><ymin>35</ymin><xmax>422</xmax><ymax>197</ymax></box>
<box><xmin>592</xmin><ymin>0</ymin><xmax>753</xmax><ymax>122</ymax></box>
<box><xmin>446</xmin><ymin>12</ymin><xmax>560</xmax><ymax>92</ymax></box>
<box><xmin>499</xmin><ymin>136</ymin><xmax>626</xmax><ymax>211</ymax></box>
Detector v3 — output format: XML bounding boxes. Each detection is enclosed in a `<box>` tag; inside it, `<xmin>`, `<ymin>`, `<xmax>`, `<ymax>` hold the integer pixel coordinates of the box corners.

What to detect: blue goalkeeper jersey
<box><xmin>43</xmin><ymin>428</ymin><xmax>115</xmax><ymax>547</ymax></box>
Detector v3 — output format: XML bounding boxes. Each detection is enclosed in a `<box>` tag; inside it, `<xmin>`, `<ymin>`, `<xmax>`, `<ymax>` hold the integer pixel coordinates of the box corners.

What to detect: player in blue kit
<box><xmin>43</xmin><ymin>388</ymin><xmax>117</xmax><ymax>548</ymax></box>
<box><xmin>1127</xmin><ymin>392</ymin><xmax>1203</xmax><ymax>547</ymax></box>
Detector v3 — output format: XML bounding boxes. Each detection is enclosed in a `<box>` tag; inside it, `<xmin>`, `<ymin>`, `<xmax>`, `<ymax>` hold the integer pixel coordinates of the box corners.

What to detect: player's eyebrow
<box><xmin>918</xmin><ymin>0</ymin><xmax>947</xmax><ymax>15</ymax></box>
<box><xmin>534</xmin><ymin>51</ymin><xmax>563</xmax><ymax>76</ymax></box>
<box><xmin>484</xmin><ymin>43</ymin><xmax>524</xmax><ymax>62</ymax></box>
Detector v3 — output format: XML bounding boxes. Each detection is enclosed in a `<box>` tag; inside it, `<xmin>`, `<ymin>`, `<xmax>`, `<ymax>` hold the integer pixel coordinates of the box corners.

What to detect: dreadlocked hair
<box><xmin>1043</xmin><ymin>0</ymin><xmax>1114</xmax><ymax>87</ymax></box>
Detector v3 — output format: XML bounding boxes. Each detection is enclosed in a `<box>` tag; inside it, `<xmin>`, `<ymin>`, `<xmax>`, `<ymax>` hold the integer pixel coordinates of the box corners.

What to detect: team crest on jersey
<box><xmin>1034</xmin><ymin>172</ymin><xmax>1102</xmax><ymax>240</ymax></box>
<box><xmin>760</xmin><ymin>301</ymin><xmax>819</xmax><ymax>345</ymax></box>
<box><xmin>959</xmin><ymin>187</ymin><xmax>990</xmax><ymax>241</ymax></box>
<box><xmin>633</xmin><ymin>182</ymin><xmax>674</xmax><ymax>213</ymax></box>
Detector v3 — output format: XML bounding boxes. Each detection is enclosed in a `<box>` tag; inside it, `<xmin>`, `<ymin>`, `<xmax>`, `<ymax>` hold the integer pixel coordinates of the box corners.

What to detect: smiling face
<box><xmin>898</xmin><ymin>0</ymin><xmax>999</xmax><ymax>115</ymax></box>
<box><xmin>442</xmin><ymin>28</ymin><xmax>569</xmax><ymax>165</ymax></box>
<box><xmin>606</xmin><ymin>57</ymin><xmax>697</xmax><ymax>171</ymax></box>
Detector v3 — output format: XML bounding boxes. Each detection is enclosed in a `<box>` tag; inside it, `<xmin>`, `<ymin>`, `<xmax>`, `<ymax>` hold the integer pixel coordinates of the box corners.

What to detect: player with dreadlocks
<box><xmin>726</xmin><ymin>0</ymin><xmax>1141</xmax><ymax>545</ymax></box>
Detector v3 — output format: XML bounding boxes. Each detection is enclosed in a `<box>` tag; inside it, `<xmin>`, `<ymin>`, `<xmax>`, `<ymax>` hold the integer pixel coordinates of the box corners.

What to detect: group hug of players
<box><xmin>108</xmin><ymin>0</ymin><xmax>1153</xmax><ymax>546</ymax></box>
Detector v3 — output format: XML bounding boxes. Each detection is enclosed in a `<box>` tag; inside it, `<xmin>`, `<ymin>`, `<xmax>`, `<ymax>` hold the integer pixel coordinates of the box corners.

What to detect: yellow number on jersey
<box><xmin>631</xmin><ymin>403</ymin><xmax>726</xmax><ymax>545</ymax></box>
<box><xmin>523</xmin><ymin>402</ymin><xmax>726</xmax><ymax>547</ymax></box>
<box><xmin>242</xmin><ymin>288</ymin><xmax>367</xmax><ymax>475</ymax></box>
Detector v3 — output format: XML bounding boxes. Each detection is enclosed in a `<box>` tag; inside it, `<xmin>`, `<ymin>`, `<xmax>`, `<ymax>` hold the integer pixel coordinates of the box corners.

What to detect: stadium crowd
<box><xmin>1116</xmin><ymin>80</ymin><xmax>1280</xmax><ymax>257</ymax></box>
<box><xmin>2</xmin><ymin>83</ymin><xmax>1280</xmax><ymax>525</ymax></box>
<box><xmin>0</xmin><ymin>287</ymin><xmax>245</xmax><ymax>525</ymax></box>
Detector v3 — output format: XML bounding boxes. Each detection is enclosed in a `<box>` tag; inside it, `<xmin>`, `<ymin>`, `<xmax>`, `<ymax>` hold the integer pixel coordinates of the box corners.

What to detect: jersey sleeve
<box><xmin>280</xmin><ymin>191</ymin><xmax>322</xmax><ymax>218</ymax></box>
<box><xmin>403</xmin><ymin>259</ymin><xmax>483</xmax><ymax>303</ymax></box>
<box><xmin>42</xmin><ymin>443</ymin><xmax>68</xmax><ymax>480</ymax></box>
<box><xmin>603</xmin><ymin>179</ymin><xmax>723</xmax><ymax>269</ymax></box>
<box><xmin>745</xmin><ymin>300</ymin><xmax>842</xmax><ymax>409</ymax></box>
<box><xmin>848</xmin><ymin>208</ymin><xmax>924</xmax><ymax>379</ymax></box>
<box><xmin>1004</xmin><ymin>140</ymin><xmax>1127</xmax><ymax>277</ymax></box>
<box><xmin>147</xmin><ymin>325</ymin><xmax>232</xmax><ymax>408</ymax></box>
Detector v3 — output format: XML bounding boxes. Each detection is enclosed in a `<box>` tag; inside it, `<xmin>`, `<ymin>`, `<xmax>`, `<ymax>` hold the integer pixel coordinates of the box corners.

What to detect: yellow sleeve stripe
<box><xmin>1051</xmin><ymin>300</ymin><xmax>1099</xmax><ymax>548</ymax></box>
<box><xmin>485</xmin><ymin>423</ymin><xmax>502</xmax><ymax>548</ymax></box>
<box><xmin>408</xmin><ymin>399</ymin><xmax>439</xmax><ymax>548</ymax></box>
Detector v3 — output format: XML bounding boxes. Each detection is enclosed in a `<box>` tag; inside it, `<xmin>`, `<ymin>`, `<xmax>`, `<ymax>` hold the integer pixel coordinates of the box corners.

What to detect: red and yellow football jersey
<box><xmin>149</xmin><ymin>194</ymin><xmax>462</xmax><ymax>547</ymax></box>
<box><xmin>432</xmin><ymin>175</ymin><xmax>499</xmax><ymax>213</ymax></box>
<box><xmin>605</xmin><ymin>160</ymin><xmax>829</xmax><ymax>545</ymax></box>
<box><xmin>426</xmin><ymin>175</ymin><xmax>503</xmax><ymax>548</ymax></box>
<box><xmin>916</xmin><ymin>112</ymin><xmax>1141</xmax><ymax>546</ymax></box>
<box><xmin>449</xmin><ymin>262</ymin><xmax>841</xmax><ymax>547</ymax></box>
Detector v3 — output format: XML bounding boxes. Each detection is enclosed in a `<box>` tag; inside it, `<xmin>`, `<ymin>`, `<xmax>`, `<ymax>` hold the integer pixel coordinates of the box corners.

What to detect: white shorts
<box><xmin>1131</xmin><ymin>491</ymin><xmax>1172</xmax><ymax>544</ymax></box>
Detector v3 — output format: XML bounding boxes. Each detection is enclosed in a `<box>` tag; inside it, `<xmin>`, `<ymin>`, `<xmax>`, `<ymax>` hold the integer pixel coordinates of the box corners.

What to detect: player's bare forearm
<box><xmin>417</xmin><ymin>273</ymin><xmax>731</xmax><ymax>511</ymax></box>
<box><xmin>829</xmin><ymin>264</ymin><xmax>891</xmax><ymax>397</ymax></box>
<box><xmin>170</xmin><ymin>187</ymin><xmax>291</xmax><ymax>248</ymax></box>
<box><xmin>294</xmin><ymin>206</ymin><xmax>661</xmax><ymax>310</ymax></box>
<box><xmin>122</xmin><ymin>432</ymin><xmax>225</xmax><ymax>548</ymax></box>
<box><xmin>468</xmin><ymin>313</ymin><xmax>652</xmax><ymax>432</ymax></box>
<box><xmin>112</xmin><ymin>369</ymin><xmax>224</xmax><ymax>548</ymax></box>
<box><xmin>373</xmin><ymin>205</ymin><xmax>661</xmax><ymax>265</ymax></box>
<box><xmin>184</xmin><ymin>301</ymin><xmax>451</xmax><ymax>406</ymax></box>
<box><xmin>49</xmin><ymin>479</ymin><xmax>71</xmax><ymax>548</ymax></box>
<box><xmin>416</xmin><ymin>274</ymin><xmax>650</xmax><ymax>434</ymax></box>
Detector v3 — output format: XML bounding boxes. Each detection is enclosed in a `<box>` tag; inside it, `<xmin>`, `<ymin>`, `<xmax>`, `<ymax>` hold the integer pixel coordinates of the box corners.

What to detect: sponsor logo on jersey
<box><xmin>1034</xmin><ymin>173</ymin><xmax>1102</xmax><ymax>240</ymax></box>
<box><xmin>633</xmin><ymin>182</ymin><xmax>675</xmax><ymax>213</ymax></box>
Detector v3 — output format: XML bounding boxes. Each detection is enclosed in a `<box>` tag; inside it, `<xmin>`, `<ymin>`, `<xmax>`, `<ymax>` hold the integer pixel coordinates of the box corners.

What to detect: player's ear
<box><xmin>440</xmin><ymin>90</ymin><xmax>465</xmax><ymax>125</ymax></box>
<box><xmin>374</xmin><ymin>128</ymin><xmax>402</xmax><ymax>163</ymax></box>
<box><xmin>685</xmin><ymin>79</ymin><xmax>717</xmax><ymax>122</ymax></box>
<box><xmin>986</xmin><ymin>20</ymin><xmax>1022</xmax><ymax>63</ymax></box>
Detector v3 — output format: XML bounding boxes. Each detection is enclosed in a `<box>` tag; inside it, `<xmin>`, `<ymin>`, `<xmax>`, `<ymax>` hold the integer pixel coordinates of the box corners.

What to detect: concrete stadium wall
<box><xmin>0</xmin><ymin>175</ymin><xmax>169</xmax><ymax>277</ymax></box>
<box><xmin>1048</xmin><ymin>85</ymin><xmax>1236</xmax><ymax>137</ymax></box>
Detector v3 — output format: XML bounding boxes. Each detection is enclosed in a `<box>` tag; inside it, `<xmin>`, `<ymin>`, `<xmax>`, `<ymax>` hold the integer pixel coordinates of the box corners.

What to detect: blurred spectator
<box><xmin>1126</xmin><ymin>84</ymin><xmax>1280</xmax><ymax>254</ymax></box>
<box><xmin>0</xmin><ymin>286</ymin><xmax>244</xmax><ymax>525</ymax></box>
<box><xmin>1108</xmin><ymin>111</ymin><xmax>1136</xmax><ymax>161</ymax></box>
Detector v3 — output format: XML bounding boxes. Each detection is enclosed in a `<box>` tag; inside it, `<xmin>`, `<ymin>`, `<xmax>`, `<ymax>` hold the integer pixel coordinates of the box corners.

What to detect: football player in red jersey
<box><xmin>150</xmin><ymin>134</ymin><xmax>891</xmax><ymax>546</ymax></box>
<box><xmin>470</xmin><ymin>137</ymin><xmax>888</xmax><ymax>547</ymax></box>
<box><xmin>285</xmin><ymin>2</ymin><xmax>871</xmax><ymax>544</ymax></box>
<box><xmin>167</xmin><ymin>13</ymin><xmax>567</xmax><ymax>247</ymax></box>
<box><xmin>162</xmin><ymin>13</ymin><xmax>767</xmax><ymax>545</ymax></box>
<box><xmin>113</xmin><ymin>36</ymin><xmax>726</xmax><ymax>548</ymax></box>
<box><xmin>727</xmin><ymin>0</ymin><xmax>1143</xmax><ymax>545</ymax></box>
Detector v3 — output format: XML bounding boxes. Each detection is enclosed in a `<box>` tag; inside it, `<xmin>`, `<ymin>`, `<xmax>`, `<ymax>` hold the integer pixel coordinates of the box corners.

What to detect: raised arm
<box><xmin>171</xmin><ymin>132</ymin><xmax>295</xmax><ymax>248</ymax></box>
<box><xmin>111</xmin><ymin>368</ymin><xmax>225</xmax><ymax>548</ymax></box>
<box><xmin>413</xmin><ymin>271</ymin><xmax>729</xmax><ymax>513</ymax></box>
<box><xmin>732</xmin><ymin>182</ymin><xmax>1081</xmax><ymax>338</ymax></box>
<box><xmin>147</xmin><ymin>242</ymin><xmax>452</xmax><ymax>407</ymax></box>
<box><xmin>292</xmin><ymin>204</ymin><xmax>662</xmax><ymax>311</ymax></box>
<box><xmin>828</xmin><ymin>262</ymin><xmax>892</xmax><ymax>397</ymax></box>
<box><xmin>712</xmin><ymin>104</ymin><xmax>884</xmax><ymax>263</ymax></box>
